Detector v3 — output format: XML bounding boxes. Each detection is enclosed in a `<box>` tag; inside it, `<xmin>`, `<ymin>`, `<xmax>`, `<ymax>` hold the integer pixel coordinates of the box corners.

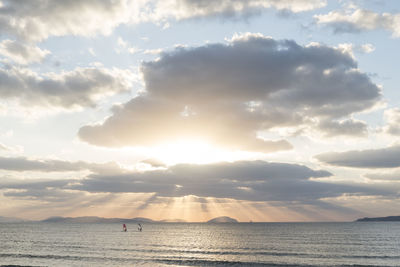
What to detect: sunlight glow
<box><xmin>151</xmin><ymin>139</ymin><xmax>236</xmax><ymax>165</ymax></box>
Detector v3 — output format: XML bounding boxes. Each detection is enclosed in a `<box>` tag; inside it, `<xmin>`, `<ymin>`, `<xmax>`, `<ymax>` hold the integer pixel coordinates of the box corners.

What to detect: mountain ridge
<box><xmin>0</xmin><ymin>215</ymin><xmax>241</xmax><ymax>223</ymax></box>
<box><xmin>356</xmin><ymin>216</ymin><xmax>400</xmax><ymax>222</ymax></box>
<box><xmin>42</xmin><ymin>216</ymin><xmax>155</xmax><ymax>223</ymax></box>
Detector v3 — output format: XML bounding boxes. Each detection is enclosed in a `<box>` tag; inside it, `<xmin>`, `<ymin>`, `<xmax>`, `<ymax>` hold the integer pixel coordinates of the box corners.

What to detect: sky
<box><xmin>0</xmin><ymin>0</ymin><xmax>400</xmax><ymax>222</ymax></box>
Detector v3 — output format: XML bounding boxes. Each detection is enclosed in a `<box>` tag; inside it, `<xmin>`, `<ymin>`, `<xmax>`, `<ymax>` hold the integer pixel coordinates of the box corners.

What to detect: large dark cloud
<box><xmin>73</xmin><ymin>161</ymin><xmax>391</xmax><ymax>202</ymax></box>
<box><xmin>1</xmin><ymin>160</ymin><xmax>391</xmax><ymax>203</ymax></box>
<box><xmin>0</xmin><ymin>66</ymin><xmax>132</xmax><ymax>109</ymax></box>
<box><xmin>79</xmin><ymin>34</ymin><xmax>381</xmax><ymax>152</ymax></box>
<box><xmin>316</xmin><ymin>145</ymin><xmax>400</xmax><ymax>168</ymax></box>
<box><xmin>71</xmin><ymin>161</ymin><xmax>332</xmax><ymax>199</ymax></box>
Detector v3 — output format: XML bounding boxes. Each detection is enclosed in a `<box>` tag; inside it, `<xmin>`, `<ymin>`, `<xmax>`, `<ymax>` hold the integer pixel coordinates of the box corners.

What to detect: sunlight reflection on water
<box><xmin>1</xmin><ymin>222</ymin><xmax>400</xmax><ymax>266</ymax></box>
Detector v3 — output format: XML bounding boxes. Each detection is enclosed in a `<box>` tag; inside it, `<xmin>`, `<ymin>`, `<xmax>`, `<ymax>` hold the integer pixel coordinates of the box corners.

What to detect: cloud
<box><xmin>360</xmin><ymin>43</ymin><xmax>375</xmax><ymax>54</ymax></box>
<box><xmin>1</xmin><ymin>160</ymin><xmax>395</xmax><ymax>221</ymax></box>
<box><xmin>0</xmin><ymin>0</ymin><xmax>137</xmax><ymax>42</ymax></box>
<box><xmin>315</xmin><ymin>8</ymin><xmax>400</xmax><ymax>37</ymax></box>
<box><xmin>116</xmin><ymin>37</ymin><xmax>140</xmax><ymax>54</ymax></box>
<box><xmin>0</xmin><ymin>156</ymin><xmax>122</xmax><ymax>173</ymax></box>
<box><xmin>0</xmin><ymin>141</ymin><xmax>23</xmax><ymax>154</ymax></box>
<box><xmin>150</xmin><ymin>0</ymin><xmax>327</xmax><ymax>21</ymax></box>
<box><xmin>143</xmin><ymin>48</ymin><xmax>164</xmax><ymax>55</ymax></box>
<box><xmin>79</xmin><ymin>34</ymin><xmax>381</xmax><ymax>152</ymax></box>
<box><xmin>366</xmin><ymin>170</ymin><xmax>400</xmax><ymax>181</ymax></box>
<box><xmin>2</xmin><ymin>180</ymin><xmax>76</xmax><ymax>201</ymax></box>
<box><xmin>336</xmin><ymin>43</ymin><xmax>375</xmax><ymax>58</ymax></box>
<box><xmin>71</xmin><ymin>161</ymin><xmax>337</xmax><ymax>203</ymax></box>
<box><xmin>316</xmin><ymin>145</ymin><xmax>400</xmax><ymax>168</ymax></box>
<box><xmin>0</xmin><ymin>40</ymin><xmax>50</xmax><ymax>65</ymax></box>
<box><xmin>0</xmin><ymin>143</ymin><xmax>10</xmax><ymax>151</ymax></box>
<box><xmin>0</xmin><ymin>66</ymin><xmax>133</xmax><ymax>109</ymax></box>
<box><xmin>317</xmin><ymin>118</ymin><xmax>368</xmax><ymax>137</ymax></box>
<box><xmin>140</xmin><ymin>158</ymin><xmax>167</xmax><ymax>168</ymax></box>
<box><xmin>0</xmin><ymin>0</ymin><xmax>326</xmax><ymax>42</ymax></box>
<box><xmin>0</xmin><ymin>160</ymin><xmax>392</xmax><ymax>205</ymax></box>
<box><xmin>383</xmin><ymin>108</ymin><xmax>400</xmax><ymax>136</ymax></box>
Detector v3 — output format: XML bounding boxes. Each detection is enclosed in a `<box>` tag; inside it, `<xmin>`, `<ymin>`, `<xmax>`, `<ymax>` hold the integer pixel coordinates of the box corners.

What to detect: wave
<box><xmin>153</xmin><ymin>258</ymin><xmax>310</xmax><ymax>266</ymax></box>
<box><xmin>109</xmin><ymin>247</ymin><xmax>313</xmax><ymax>256</ymax></box>
<box><xmin>1</xmin><ymin>252</ymin><xmax>399</xmax><ymax>267</ymax></box>
<box><xmin>0</xmin><ymin>253</ymin><xmax>95</xmax><ymax>261</ymax></box>
<box><xmin>107</xmin><ymin>247</ymin><xmax>400</xmax><ymax>260</ymax></box>
<box><xmin>4</xmin><ymin>249</ymin><xmax>399</xmax><ymax>261</ymax></box>
<box><xmin>148</xmin><ymin>258</ymin><xmax>400</xmax><ymax>267</ymax></box>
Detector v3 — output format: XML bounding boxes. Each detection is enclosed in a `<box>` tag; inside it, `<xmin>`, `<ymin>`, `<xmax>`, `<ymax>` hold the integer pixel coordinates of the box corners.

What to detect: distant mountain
<box><xmin>0</xmin><ymin>216</ymin><xmax>27</xmax><ymax>223</ymax></box>
<box><xmin>42</xmin><ymin>216</ymin><xmax>154</xmax><ymax>223</ymax></box>
<box><xmin>356</xmin><ymin>216</ymin><xmax>400</xmax><ymax>222</ymax></box>
<box><xmin>131</xmin><ymin>217</ymin><xmax>155</xmax><ymax>223</ymax></box>
<box><xmin>207</xmin><ymin>216</ymin><xmax>238</xmax><ymax>223</ymax></box>
<box><xmin>41</xmin><ymin>216</ymin><xmax>240</xmax><ymax>223</ymax></box>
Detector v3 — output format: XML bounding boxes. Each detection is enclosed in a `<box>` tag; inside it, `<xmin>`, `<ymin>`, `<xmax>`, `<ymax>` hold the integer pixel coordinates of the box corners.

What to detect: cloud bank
<box><xmin>0</xmin><ymin>66</ymin><xmax>133</xmax><ymax>109</ymax></box>
<box><xmin>0</xmin><ymin>160</ymin><xmax>391</xmax><ymax>205</ymax></box>
<box><xmin>0</xmin><ymin>40</ymin><xmax>50</xmax><ymax>65</ymax></box>
<box><xmin>366</xmin><ymin>170</ymin><xmax>400</xmax><ymax>181</ymax></box>
<box><xmin>0</xmin><ymin>156</ymin><xmax>121</xmax><ymax>173</ymax></box>
<box><xmin>315</xmin><ymin>8</ymin><xmax>400</xmax><ymax>37</ymax></box>
<box><xmin>316</xmin><ymin>145</ymin><xmax>400</xmax><ymax>168</ymax></box>
<box><xmin>150</xmin><ymin>0</ymin><xmax>327</xmax><ymax>21</ymax></box>
<box><xmin>0</xmin><ymin>0</ymin><xmax>326</xmax><ymax>42</ymax></box>
<box><xmin>79</xmin><ymin>34</ymin><xmax>381</xmax><ymax>152</ymax></box>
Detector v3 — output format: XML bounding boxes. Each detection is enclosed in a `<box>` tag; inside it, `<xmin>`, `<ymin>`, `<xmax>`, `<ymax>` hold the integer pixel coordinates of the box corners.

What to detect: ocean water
<box><xmin>1</xmin><ymin>222</ymin><xmax>400</xmax><ymax>266</ymax></box>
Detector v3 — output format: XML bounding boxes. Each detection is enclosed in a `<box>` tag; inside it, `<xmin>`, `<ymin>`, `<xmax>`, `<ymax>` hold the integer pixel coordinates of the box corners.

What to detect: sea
<box><xmin>1</xmin><ymin>222</ymin><xmax>400</xmax><ymax>267</ymax></box>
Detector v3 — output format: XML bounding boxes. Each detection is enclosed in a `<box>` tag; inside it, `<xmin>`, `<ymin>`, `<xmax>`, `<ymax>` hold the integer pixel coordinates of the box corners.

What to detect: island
<box><xmin>356</xmin><ymin>216</ymin><xmax>400</xmax><ymax>222</ymax></box>
<box><xmin>207</xmin><ymin>216</ymin><xmax>238</xmax><ymax>223</ymax></box>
